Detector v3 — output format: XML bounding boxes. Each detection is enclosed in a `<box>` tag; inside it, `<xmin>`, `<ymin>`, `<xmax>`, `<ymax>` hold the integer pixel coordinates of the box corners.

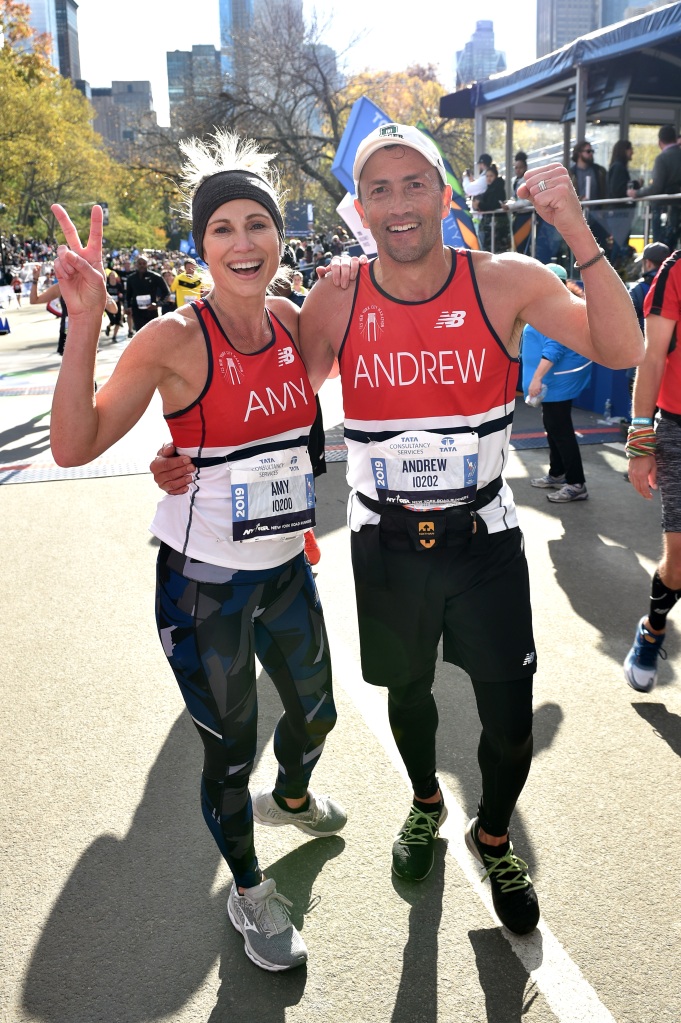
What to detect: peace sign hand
<box><xmin>51</xmin><ymin>203</ymin><xmax>107</xmax><ymax>319</ymax></box>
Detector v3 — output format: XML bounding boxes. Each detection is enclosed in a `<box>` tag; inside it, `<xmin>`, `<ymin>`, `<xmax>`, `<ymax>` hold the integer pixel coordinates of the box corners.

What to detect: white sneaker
<box><xmin>227</xmin><ymin>878</ymin><xmax>307</xmax><ymax>971</ymax></box>
<box><xmin>546</xmin><ymin>483</ymin><xmax>588</xmax><ymax>503</ymax></box>
<box><xmin>252</xmin><ymin>788</ymin><xmax>347</xmax><ymax>837</ymax></box>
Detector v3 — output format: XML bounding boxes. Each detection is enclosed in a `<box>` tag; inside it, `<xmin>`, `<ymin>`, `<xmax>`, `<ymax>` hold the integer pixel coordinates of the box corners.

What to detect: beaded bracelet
<box><xmin>625</xmin><ymin>426</ymin><xmax>656</xmax><ymax>459</ymax></box>
<box><xmin>574</xmin><ymin>248</ymin><xmax>605</xmax><ymax>272</ymax></box>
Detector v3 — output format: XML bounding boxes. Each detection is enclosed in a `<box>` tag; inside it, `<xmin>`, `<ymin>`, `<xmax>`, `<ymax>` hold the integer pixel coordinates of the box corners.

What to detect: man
<box><xmin>462</xmin><ymin>153</ymin><xmax>492</xmax><ymax>198</ymax></box>
<box><xmin>624</xmin><ymin>248</ymin><xmax>681</xmax><ymax>692</ymax></box>
<box><xmin>625</xmin><ymin>242</ymin><xmax>671</xmax><ymax>401</ymax></box>
<box><xmin>125</xmin><ymin>256</ymin><xmax>169</xmax><ymax>334</ymax></box>
<box><xmin>151</xmin><ymin>124</ymin><xmax>642</xmax><ymax>935</ymax></box>
<box><xmin>569</xmin><ymin>141</ymin><xmax>606</xmax><ymax>202</ymax></box>
<box><xmin>171</xmin><ymin>258</ymin><xmax>203</xmax><ymax>308</ymax></box>
<box><xmin>569</xmin><ymin>141</ymin><xmax>610</xmax><ymax>255</ymax></box>
<box><xmin>628</xmin><ymin>125</ymin><xmax>681</xmax><ymax>251</ymax></box>
<box><xmin>629</xmin><ymin>242</ymin><xmax>671</xmax><ymax>332</ymax></box>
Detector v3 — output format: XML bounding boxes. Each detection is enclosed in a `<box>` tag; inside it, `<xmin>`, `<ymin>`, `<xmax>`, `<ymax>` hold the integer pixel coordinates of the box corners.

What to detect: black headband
<box><xmin>191</xmin><ymin>169</ymin><xmax>285</xmax><ymax>260</ymax></box>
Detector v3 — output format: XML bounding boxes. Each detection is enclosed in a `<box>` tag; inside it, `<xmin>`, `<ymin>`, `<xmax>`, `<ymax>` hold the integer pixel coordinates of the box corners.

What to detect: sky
<box><xmin>75</xmin><ymin>0</ymin><xmax>538</xmax><ymax>127</ymax></box>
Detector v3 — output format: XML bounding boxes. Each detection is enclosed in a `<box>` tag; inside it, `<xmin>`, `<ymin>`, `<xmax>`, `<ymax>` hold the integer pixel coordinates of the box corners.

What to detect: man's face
<box><xmin>136</xmin><ymin>258</ymin><xmax>147</xmax><ymax>273</ymax></box>
<box><xmin>354</xmin><ymin>146</ymin><xmax>451</xmax><ymax>266</ymax></box>
<box><xmin>184</xmin><ymin>261</ymin><xmax>195</xmax><ymax>274</ymax></box>
<box><xmin>578</xmin><ymin>145</ymin><xmax>594</xmax><ymax>166</ymax></box>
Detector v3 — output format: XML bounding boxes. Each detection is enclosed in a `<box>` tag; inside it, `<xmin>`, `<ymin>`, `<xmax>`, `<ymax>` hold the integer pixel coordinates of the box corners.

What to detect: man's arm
<box><xmin>513</xmin><ymin>164</ymin><xmax>643</xmax><ymax>369</ymax></box>
<box><xmin>149</xmin><ymin>270</ymin><xmax>356</xmax><ymax>494</ymax></box>
<box><xmin>635</xmin><ymin>152</ymin><xmax>669</xmax><ymax>199</ymax></box>
<box><xmin>627</xmin><ymin>313</ymin><xmax>674</xmax><ymax>499</ymax></box>
<box><xmin>299</xmin><ymin>276</ymin><xmax>354</xmax><ymax>392</ymax></box>
<box><xmin>463</xmin><ymin>172</ymin><xmax>488</xmax><ymax>198</ymax></box>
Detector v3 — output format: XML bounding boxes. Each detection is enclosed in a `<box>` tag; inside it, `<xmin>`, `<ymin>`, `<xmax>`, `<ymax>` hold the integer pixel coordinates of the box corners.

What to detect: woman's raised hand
<box><xmin>51</xmin><ymin>203</ymin><xmax>107</xmax><ymax>317</ymax></box>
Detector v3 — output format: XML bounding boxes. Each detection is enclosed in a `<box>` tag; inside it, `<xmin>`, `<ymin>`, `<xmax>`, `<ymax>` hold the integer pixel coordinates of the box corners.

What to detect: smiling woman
<box><xmin>49</xmin><ymin>130</ymin><xmax>346</xmax><ymax>973</ymax></box>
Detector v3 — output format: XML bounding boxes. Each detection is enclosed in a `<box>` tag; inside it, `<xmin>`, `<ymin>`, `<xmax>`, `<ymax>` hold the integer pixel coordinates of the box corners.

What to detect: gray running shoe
<box><xmin>546</xmin><ymin>482</ymin><xmax>588</xmax><ymax>503</ymax></box>
<box><xmin>252</xmin><ymin>788</ymin><xmax>347</xmax><ymax>837</ymax></box>
<box><xmin>227</xmin><ymin>878</ymin><xmax>308</xmax><ymax>971</ymax></box>
<box><xmin>530</xmin><ymin>473</ymin><xmax>566</xmax><ymax>488</ymax></box>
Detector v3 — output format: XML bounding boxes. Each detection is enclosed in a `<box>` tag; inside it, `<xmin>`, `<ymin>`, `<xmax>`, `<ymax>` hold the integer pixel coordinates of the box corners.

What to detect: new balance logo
<box><xmin>434</xmin><ymin>310</ymin><xmax>466</xmax><ymax>329</ymax></box>
<box><xmin>522</xmin><ymin>652</ymin><xmax>536</xmax><ymax>666</ymax></box>
<box><xmin>278</xmin><ymin>346</ymin><xmax>295</xmax><ymax>366</ymax></box>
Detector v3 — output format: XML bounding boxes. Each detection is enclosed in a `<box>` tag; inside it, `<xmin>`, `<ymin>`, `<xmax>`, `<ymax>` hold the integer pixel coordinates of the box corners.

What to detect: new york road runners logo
<box><xmin>358</xmin><ymin>304</ymin><xmax>385</xmax><ymax>343</ymax></box>
<box><xmin>218</xmin><ymin>350</ymin><xmax>244</xmax><ymax>385</ymax></box>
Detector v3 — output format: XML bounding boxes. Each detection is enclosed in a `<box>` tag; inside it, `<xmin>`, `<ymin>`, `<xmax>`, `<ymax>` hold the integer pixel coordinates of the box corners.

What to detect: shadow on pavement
<box><xmin>632</xmin><ymin>701</ymin><xmax>681</xmax><ymax>759</ymax></box>
<box><xmin>21</xmin><ymin>662</ymin><xmax>341</xmax><ymax>1022</ymax></box>
<box><xmin>0</xmin><ymin>410</ymin><xmax>51</xmax><ymax>463</ymax></box>
<box><xmin>469</xmin><ymin>927</ymin><xmax>543</xmax><ymax>1022</ymax></box>
<box><xmin>390</xmin><ymin>840</ymin><xmax>446</xmax><ymax>1023</ymax></box>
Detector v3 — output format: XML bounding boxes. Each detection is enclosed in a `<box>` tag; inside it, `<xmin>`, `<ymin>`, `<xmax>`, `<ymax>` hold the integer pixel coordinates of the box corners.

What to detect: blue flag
<box><xmin>333</xmin><ymin>99</ymin><xmax>479</xmax><ymax>250</ymax></box>
<box><xmin>332</xmin><ymin>97</ymin><xmax>392</xmax><ymax>195</ymax></box>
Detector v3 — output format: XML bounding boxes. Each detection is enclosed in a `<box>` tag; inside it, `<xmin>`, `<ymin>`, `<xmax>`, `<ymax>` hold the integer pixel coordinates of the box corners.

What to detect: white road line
<box><xmin>331</xmin><ymin>637</ymin><xmax>616</xmax><ymax>1023</ymax></box>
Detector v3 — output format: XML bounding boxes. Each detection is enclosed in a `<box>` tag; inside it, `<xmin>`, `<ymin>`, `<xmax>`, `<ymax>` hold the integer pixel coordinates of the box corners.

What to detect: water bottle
<box><xmin>525</xmin><ymin>385</ymin><xmax>547</xmax><ymax>408</ymax></box>
<box><xmin>604</xmin><ymin>398</ymin><xmax>612</xmax><ymax>421</ymax></box>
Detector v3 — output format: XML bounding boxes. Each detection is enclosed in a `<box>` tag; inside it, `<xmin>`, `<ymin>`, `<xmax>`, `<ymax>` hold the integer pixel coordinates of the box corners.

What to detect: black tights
<box><xmin>388</xmin><ymin>672</ymin><xmax>533</xmax><ymax>837</ymax></box>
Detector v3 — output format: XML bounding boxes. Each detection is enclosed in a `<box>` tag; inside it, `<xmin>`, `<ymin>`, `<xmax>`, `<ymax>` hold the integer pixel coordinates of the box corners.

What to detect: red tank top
<box><xmin>165</xmin><ymin>299</ymin><xmax>315</xmax><ymax>449</ymax></box>
<box><xmin>644</xmin><ymin>253</ymin><xmax>681</xmax><ymax>415</ymax></box>
<box><xmin>340</xmin><ymin>250</ymin><xmax>519</xmax><ymax>501</ymax></box>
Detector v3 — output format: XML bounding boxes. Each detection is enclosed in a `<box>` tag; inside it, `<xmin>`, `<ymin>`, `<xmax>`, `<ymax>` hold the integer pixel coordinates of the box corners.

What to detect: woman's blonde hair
<box><xmin>176</xmin><ymin>129</ymin><xmax>291</xmax><ymax>292</ymax></box>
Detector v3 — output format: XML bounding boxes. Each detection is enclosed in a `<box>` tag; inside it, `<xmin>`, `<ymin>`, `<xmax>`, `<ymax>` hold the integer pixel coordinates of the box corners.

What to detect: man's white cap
<box><xmin>353</xmin><ymin>123</ymin><xmax>448</xmax><ymax>193</ymax></box>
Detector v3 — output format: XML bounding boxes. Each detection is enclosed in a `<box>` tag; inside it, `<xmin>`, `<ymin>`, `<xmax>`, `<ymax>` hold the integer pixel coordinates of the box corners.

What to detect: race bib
<box><xmin>230</xmin><ymin>448</ymin><xmax>316</xmax><ymax>542</ymax></box>
<box><xmin>370</xmin><ymin>431</ymin><xmax>479</xmax><ymax>509</ymax></box>
<box><xmin>136</xmin><ymin>294</ymin><xmax>151</xmax><ymax>309</ymax></box>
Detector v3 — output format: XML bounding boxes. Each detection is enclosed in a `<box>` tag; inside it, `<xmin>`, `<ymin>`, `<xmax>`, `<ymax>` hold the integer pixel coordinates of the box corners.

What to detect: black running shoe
<box><xmin>392</xmin><ymin>802</ymin><xmax>448</xmax><ymax>881</ymax></box>
<box><xmin>465</xmin><ymin>818</ymin><xmax>540</xmax><ymax>934</ymax></box>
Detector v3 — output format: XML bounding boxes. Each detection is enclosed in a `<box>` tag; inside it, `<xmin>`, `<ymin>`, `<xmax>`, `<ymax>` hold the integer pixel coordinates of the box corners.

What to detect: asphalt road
<box><xmin>1</xmin><ymin>302</ymin><xmax>679</xmax><ymax>1023</ymax></box>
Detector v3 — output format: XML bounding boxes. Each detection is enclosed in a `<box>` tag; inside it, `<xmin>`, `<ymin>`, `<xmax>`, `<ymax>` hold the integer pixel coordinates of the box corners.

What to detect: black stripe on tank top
<box><xmin>648</xmin><ymin>250</ymin><xmax>681</xmax><ymax>317</ymax></box>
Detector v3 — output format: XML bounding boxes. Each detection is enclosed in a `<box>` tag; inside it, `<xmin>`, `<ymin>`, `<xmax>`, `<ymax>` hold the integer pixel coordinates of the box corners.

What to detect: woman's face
<box><xmin>202</xmin><ymin>198</ymin><xmax>280</xmax><ymax>294</ymax></box>
<box><xmin>486</xmin><ymin>170</ymin><xmax>496</xmax><ymax>186</ymax></box>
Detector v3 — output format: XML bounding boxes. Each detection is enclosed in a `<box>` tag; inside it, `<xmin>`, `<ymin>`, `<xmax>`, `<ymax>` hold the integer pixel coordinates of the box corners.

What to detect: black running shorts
<box><xmin>350</xmin><ymin>525</ymin><xmax>536</xmax><ymax>687</ymax></box>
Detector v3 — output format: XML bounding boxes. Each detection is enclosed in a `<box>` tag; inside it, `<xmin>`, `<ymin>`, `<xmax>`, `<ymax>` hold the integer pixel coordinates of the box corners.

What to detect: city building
<box><xmin>167</xmin><ymin>45</ymin><xmax>222</xmax><ymax>127</ymax></box>
<box><xmin>219</xmin><ymin>0</ymin><xmax>303</xmax><ymax>76</ymax></box>
<box><xmin>90</xmin><ymin>81</ymin><xmax>158</xmax><ymax>157</ymax></box>
<box><xmin>455</xmin><ymin>21</ymin><xmax>506</xmax><ymax>88</ymax></box>
<box><xmin>24</xmin><ymin>0</ymin><xmax>60</xmax><ymax>70</ymax></box>
<box><xmin>537</xmin><ymin>0</ymin><xmax>599</xmax><ymax>56</ymax></box>
<box><xmin>55</xmin><ymin>0</ymin><xmax>80</xmax><ymax>81</ymax></box>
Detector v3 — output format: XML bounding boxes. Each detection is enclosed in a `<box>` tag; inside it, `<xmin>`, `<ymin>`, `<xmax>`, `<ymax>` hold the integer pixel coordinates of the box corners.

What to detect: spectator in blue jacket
<box><xmin>521</xmin><ymin>264</ymin><xmax>592</xmax><ymax>503</ymax></box>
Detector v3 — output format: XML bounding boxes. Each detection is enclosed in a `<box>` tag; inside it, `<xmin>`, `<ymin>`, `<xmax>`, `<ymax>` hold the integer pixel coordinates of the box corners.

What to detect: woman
<box><xmin>50</xmin><ymin>131</ymin><xmax>346</xmax><ymax>973</ymax></box>
<box><xmin>474</xmin><ymin>164</ymin><xmax>510</xmax><ymax>252</ymax></box>
<box><xmin>160</xmin><ymin>268</ymin><xmax>177</xmax><ymax>315</ymax></box>
<box><xmin>105</xmin><ymin>268</ymin><xmax>125</xmax><ymax>341</ymax></box>
<box><xmin>521</xmin><ymin>264</ymin><xmax>592</xmax><ymax>503</ymax></box>
<box><xmin>607</xmin><ymin>139</ymin><xmax>635</xmax><ymax>199</ymax></box>
<box><xmin>607</xmin><ymin>139</ymin><xmax>638</xmax><ymax>269</ymax></box>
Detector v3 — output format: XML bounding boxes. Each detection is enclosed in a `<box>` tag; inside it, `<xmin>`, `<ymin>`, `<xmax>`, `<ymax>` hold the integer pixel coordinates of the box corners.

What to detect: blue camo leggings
<box><xmin>155</xmin><ymin>543</ymin><xmax>336</xmax><ymax>888</ymax></box>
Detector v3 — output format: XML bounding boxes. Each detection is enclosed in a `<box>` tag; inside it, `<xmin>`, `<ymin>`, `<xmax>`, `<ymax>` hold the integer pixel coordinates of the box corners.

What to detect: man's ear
<box><xmin>441</xmin><ymin>185</ymin><xmax>453</xmax><ymax>222</ymax></box>
<box><xmin>354</xmin><ymin>197</ymin><xmax>369</xmax><ymax>229</ymax></box>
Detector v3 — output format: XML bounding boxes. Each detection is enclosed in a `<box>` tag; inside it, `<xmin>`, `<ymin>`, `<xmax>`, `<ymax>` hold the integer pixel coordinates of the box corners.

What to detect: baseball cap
<box><xmin>642</xmin><ymin>241</ymin><xmax>670</xmax><ymax>265</ymax></box>
<box><xmin>477</xmin><ymin>153</ymin><xmax>493</xmax><ymax>167</ymax></box>
<box><xmin>353</xmin><ymin>123</ymin><xmax>448</xmax><ymax>193</ymax></box>
<box><xmin>546</xmin><ymin>263</ymin><xmax>568</xmax><ymax>280</ymax></box>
